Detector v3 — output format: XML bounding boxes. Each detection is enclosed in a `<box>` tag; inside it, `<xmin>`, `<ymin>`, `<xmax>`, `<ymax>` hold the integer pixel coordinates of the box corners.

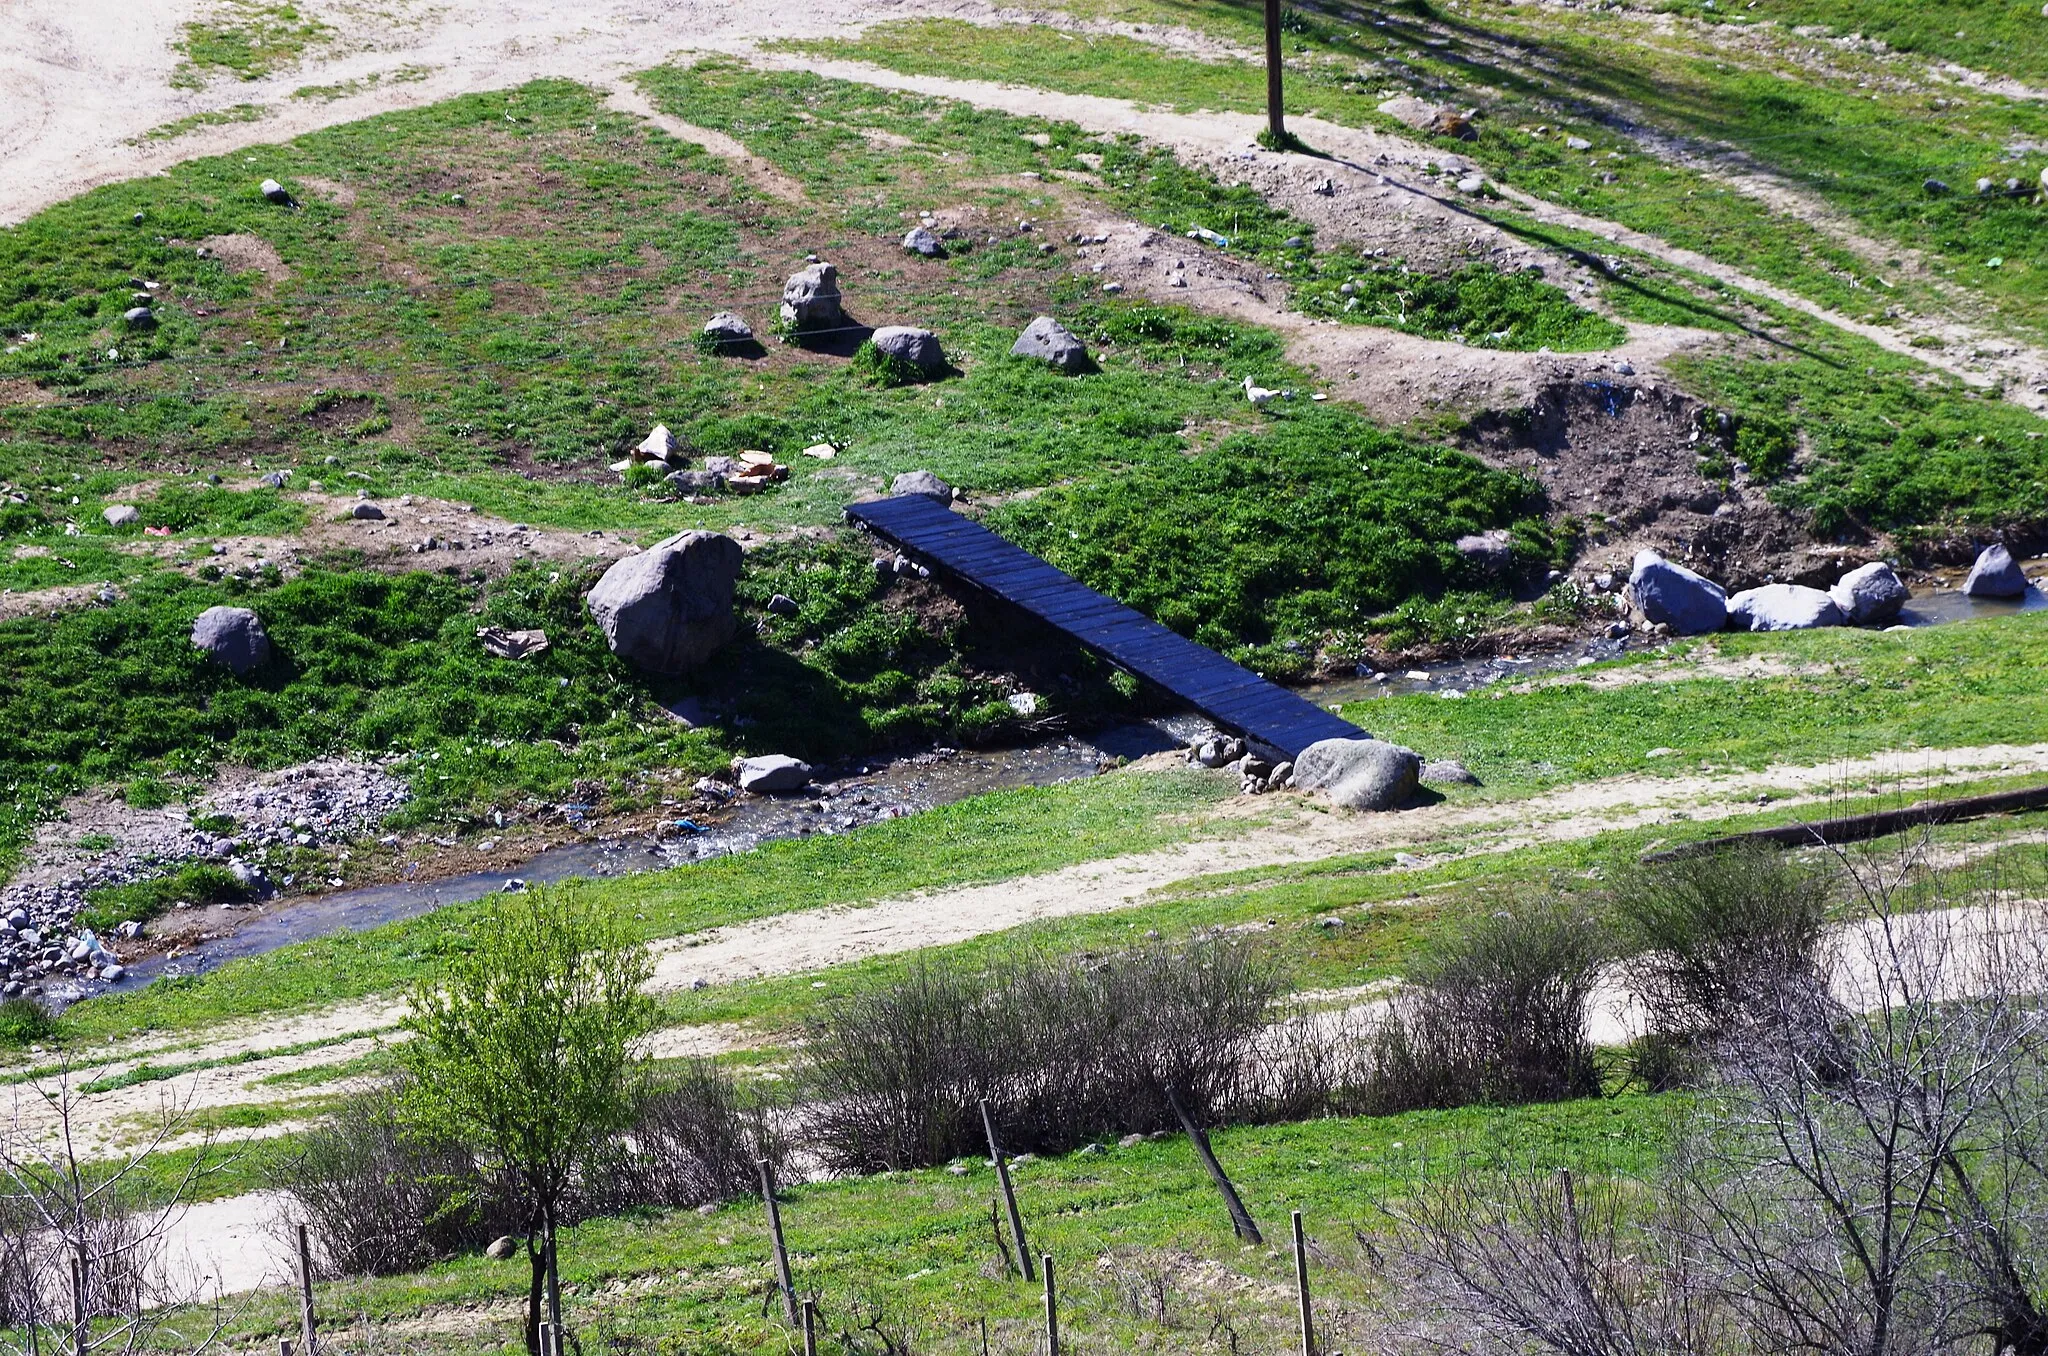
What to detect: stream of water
<box><xmin>74</xmin><ymin>584</ymin><xmax>2047</xmax><ymax>998</ymax></box>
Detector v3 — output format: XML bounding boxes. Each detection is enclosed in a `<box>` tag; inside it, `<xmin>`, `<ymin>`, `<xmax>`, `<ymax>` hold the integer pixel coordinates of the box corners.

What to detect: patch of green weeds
<box><xmin>79</xmin><ymin>863</ymin><xmax>250</xmax><ymax>933</ymax></box>
<box><xmin>0</xmin><ymin>1000</ymin><xmax>54</xmax><ymax>1049</ymax></box>
<box><xmin>1294</xmin><ymin>259</ymin><xmax>1626</xmax><ymax>350</ymax></box>
<box><xmin>132</xmin><ymin>105</ymin><xmax>268</xmax><ymax>144</ymax></box>
<box><xmin>173</xmin><ymin>2</ymin><xmax>332</xmax><ymax>86</ymax></box>
<box><xmin>988</xmin><ymin>402</ymin><xmax>1546</xmax><ymax>660</ymax></box>
<box><xmin>1348</xmin><ymin>612</ymin><xmax>2048</xmax><ymax>794</ymax></box>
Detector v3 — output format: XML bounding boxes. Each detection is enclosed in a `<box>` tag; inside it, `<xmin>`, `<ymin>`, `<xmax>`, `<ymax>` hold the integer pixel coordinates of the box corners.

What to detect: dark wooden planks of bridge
<box><xmin>844</xmin><ymin>495</ymin><xmax>1365</xmax><ymax>759</ymax></box>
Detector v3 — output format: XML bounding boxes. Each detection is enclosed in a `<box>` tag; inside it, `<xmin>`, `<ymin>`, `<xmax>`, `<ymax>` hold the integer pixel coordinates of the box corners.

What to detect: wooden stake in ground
<box><xmin>758</xmin><ymin>1159</ymin><xmax>801</xmax><ymax>1327</ymax></box>
<box><xmin>296</xmin><ymin>1223</ymin><xmax>318</xmax><ymax>1356</ymax></box>
<box><xmin>980</xmin><ymin>1098</ymin><xmax>1035</xmax><ymax>1281</ymax></box>
<box><xmin>1165</xmin><ymin>1085</ymin><xmax>1264</xmax><ymax>1244</ymax></box>
<box><xmin>801</xmin><ymin>1300</ymin><xmax>819</xmax><ymax>1356</ymax></box>
<box><xmin>1292</xmin><ymin>1211</ymin><xmax>1315</xmax><ymax>1356</ymax></box>
<box><xmin>1042</xmin><ymin>1254</ymin><xmax>1060</xmax><ymax>1356</ymax></box>
<box><xmin>1263</xmin><ymin>0</ymin><xmax>1287</xmax><ymax>146</ymax></box>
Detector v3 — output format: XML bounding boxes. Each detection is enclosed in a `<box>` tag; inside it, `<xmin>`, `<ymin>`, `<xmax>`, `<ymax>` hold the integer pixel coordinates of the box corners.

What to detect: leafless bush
<box><xmin>1370</xmin><ymin>843</ymin><xmax>2048</xmax><ymax>1356</ymax></box>
<box><xmin>1607</xmin><ymin>845</ymin><xmax>1833</xmax><ymax>1046</ymax></box>
<box><xmin>1356</xmin><ymin>896</ymin><xmax>1609</xmax><ymax>1114</ymax></box>
<box><xmin>0</xmin><ymin>1063</ymin><xmax>242</xmax><ymax>1356</ymax></box>
<box><xmin>276</xmin><ymin>1079</ymin><xmax>518</xmax><ymax>1278</ymax></box>
<box><xmin>579</xmin><ymin>1061</ymin><xmax>787</xmax><ymax>1215</ymax></box>
<box><xmin>802</xmin><ymin>935</ymin><xmax>1310</xmax><ymax>1172</ymax></box>
<box><xmin>286</xmin><ymin>1062</ymin><xmax>782</xmax><ymax>1276</ymax></box>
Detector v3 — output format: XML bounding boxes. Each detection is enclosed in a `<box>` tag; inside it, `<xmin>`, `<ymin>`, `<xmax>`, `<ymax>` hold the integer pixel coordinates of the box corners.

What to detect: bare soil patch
<box><xmin>193</xmin><ymin>233</ymin><xmax>290</xmax><ymax>281</ymax></box>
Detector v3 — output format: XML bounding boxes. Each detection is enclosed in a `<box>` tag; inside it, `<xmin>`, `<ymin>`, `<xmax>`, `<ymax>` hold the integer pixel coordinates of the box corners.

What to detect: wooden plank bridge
<box><xmin>844</xmin><ymin>495</ymin><xmax>1365</xmax><ymax>760</ymax></box>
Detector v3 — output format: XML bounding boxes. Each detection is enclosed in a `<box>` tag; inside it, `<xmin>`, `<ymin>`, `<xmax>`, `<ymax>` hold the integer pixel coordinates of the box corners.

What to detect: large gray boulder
<box><xmin>586</xmin><ymin>531</ymin><xmax>744</xmax><ymax>674</ymax></box>
<box><xmin>1291</xmin><ymin>737</ymin><xmax>1419</xmax><ymax>812</ymax></box>
<box><xmin>191</xmin><ymin>606</ymin><xmax>271</xmax><ymax>675</ymax></box>
<box><xmin>780</xmin><ymin>263</ymin><xmax>845</xmax><ymax>333</ymax></box>
<box><xmin>1628</xmin><ymin>549</ymin><xmax>1726</xmax><ymax>634</ymax></box>
<box><xmin>891</xmin><ymin>470</ymin><xmax>953</xmax><ymax>503</ymax></box>
<box><xmin>1010</xmin><ymin>316</ymin><xmax>1092</xmax><ymax>374</ymax></box>
<box><xmin>869</xmin><ymin>326</ymin><xmax>946</xmax><ymax>377</ymax></box>
<box><xmin>1829</xmin><ymin>561</ymin><xmax>1910</xmax><ymax>624</ymax></box>
<box><xmin>735</xmin><ymin>755</ymin><xmax>812</xmax><ymax>794</ymax></box>
<box><xmin>1963</xmin><ymin>544</ymin><xmax>2027</xmax><ymax>598</ymax></box>
<box><xmin>1726</xmin><ymin>583</ymin><xmax>1842</xmax><ymax>632</ymax></box>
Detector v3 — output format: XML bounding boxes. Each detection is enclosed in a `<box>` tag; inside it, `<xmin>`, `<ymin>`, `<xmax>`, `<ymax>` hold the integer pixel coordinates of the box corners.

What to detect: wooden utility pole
<box><xmin>1264</xmin><ymin>0</ymin><xmax>1287</xmax><ymax>147</ymax></box>
<box><xmin>980</xmin><ymin>1099</ymin><xmax>1034</xmax><ymax>1281</ymax></box>
<box><xmin>1166</xmin><ymin>1085</ymin><xmax>1264</xmax><ymax>1244</ymax></box>
<box><xmin>758</xmin><ymin>1159</ymin><xmax>800</xmax><ymax>1327</ymax></box>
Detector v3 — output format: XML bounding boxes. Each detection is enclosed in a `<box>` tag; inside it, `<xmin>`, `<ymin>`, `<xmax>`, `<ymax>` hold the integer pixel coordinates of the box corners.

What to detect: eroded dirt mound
<box><xmin>1463</xmin><ymin>377</ymin><xmax>1834</xmax><ymax>588</ymax></box>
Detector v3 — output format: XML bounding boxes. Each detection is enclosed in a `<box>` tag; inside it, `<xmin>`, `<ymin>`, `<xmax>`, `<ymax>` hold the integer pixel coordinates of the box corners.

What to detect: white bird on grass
<box><xmin>1242</xmin><ymin>374</ymin><xmax>1282</xmax><ymax>406</ymax></box>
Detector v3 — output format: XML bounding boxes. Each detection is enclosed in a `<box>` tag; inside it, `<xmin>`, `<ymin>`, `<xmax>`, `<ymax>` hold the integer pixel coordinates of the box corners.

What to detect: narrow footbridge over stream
<box><xmin>844</xmin><ymin>495</ymin><xmax>1366</xmax><ymax>760</ymax></box>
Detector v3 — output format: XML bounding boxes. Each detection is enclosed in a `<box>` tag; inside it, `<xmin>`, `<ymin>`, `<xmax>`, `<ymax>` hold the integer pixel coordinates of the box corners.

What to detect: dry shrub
<box><xmin>802</xmin><ymin>935</ymin><xmax>1306</xmax><ymax>1172</ymax></box>
<box><xmin>281</xmin><ymin>1064</ymin><xmax>780</xmax><ymax>1277</ymax></box>
<box><xmin>1357</xmin><ymin>896</ymin><xmax>1608</xmax><ymax>1114</ymax></box>
<box><xmin>275</xmin><ymin>1080</ymin><xmax>515</xmax><ymax>1277</ymax></box>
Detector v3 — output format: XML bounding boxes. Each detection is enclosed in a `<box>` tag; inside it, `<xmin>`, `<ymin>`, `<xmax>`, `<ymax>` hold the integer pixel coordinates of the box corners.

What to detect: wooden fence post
<box><xmin>537</xmin><ymin>1322</ymin><xmax>554</xmax><ymax>1356</ymax></box>
<box><xmin>981</xmin><ymin>1099</ymin><xmax>1035</xmax><ymax>1281</ymax></box>
<box><xmin>296</xmin><ymin>1223</ymin><xmax>318</xmax><ymax>1356</ymax></box>
<box><xmin>278</xmin><ymin>1340</ymin><xmax>294</xmax><ymax>1356</ymax></box>
<box><xmin>1042</xmin><ymin>1255</ymin><xmax>1059</xmax><ymax>1356</ymax></box>
<box><xmin>758</xmin><ymin>1159</ymin><xmax>800</xmax><ymax>1327</ymax></box>
<box><xmin>1292</xmin><ymin>1211</ymin><xmax>1315</xmax><ymax>1356</ymax></box>
<box><xmin>800</xmin><ymin>1299</ymin><xmax>818</xmax><ymax>1356</ymax></box>
<box><xmin>1165</xmin><ymin>1086</ymin><xmax>1263</xmax><ymax>1244</ymax></box>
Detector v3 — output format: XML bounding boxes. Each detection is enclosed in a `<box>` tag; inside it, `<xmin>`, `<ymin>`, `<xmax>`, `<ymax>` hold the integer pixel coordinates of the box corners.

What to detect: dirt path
<box><xmin>18</xmin><ymin>739</ymin><xmax>2040</xmax><ymax>1161</ymax></box>
<box><xmin>642</xmin><ymin>742</ymin><xmax>2048</xmax><ymax>990</ymax></box>
<box><xmin>757</xmin><ymin>54</ymin><xmax>2048</xmax><ymax>415</ymax></box>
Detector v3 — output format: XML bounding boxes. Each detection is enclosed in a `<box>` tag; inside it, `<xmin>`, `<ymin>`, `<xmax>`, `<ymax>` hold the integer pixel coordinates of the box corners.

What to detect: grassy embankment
<box><xmin>3</xmin><ymin>68</ymin><xmax>1601</xmax><ymax>871</ymax></box>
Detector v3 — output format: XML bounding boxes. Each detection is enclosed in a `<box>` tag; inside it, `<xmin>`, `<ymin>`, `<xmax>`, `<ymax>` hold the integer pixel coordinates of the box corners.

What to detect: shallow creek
<box><xmin>61</xmin><ymin>585</ymin><xmax>2048</xmax><ymax>1000</ymax></box>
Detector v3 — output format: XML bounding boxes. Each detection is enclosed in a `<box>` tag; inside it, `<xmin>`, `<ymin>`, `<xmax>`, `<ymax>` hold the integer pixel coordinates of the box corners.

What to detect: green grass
<box><xmin>1350</xmin><ymin>611</ymin><xmax>2048</xmax><ymax>793</ymax></box>
<box><xmin>133</xmin><ymin>104</ymin><xmax>268</xmax><ymax>144</ymax></box>
<box><xmin>216</xmin><ymin>1096</ymin><xmax>1674</xmax><ymax>1353</ymax></box>
<box><xmin>802</xmin><ymin>14</ymin><xmax>2044</xmax><ymax>341</ymax></box>
<box><xmin>172</xmin><ymin>2</ymin><xmax>332</xmax><ymax>87</ymax></box>
<box><xmin>1293</xmin><ymin>260</ymin><xmax>1628</xmax><ymax>350</ymax></box>
<box><xmin>78</xmin><ymin>862</ymin><xmax>249</xmax><ymax>933</ymax></box>
<box><xmin>1672</xmin><ymin>0</ymin><xmax>2048</xmax><ymax>87</ymax></box>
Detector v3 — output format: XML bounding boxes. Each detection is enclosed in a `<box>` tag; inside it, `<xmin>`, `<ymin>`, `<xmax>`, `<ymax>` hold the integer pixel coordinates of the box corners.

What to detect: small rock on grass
<box><xmin>902</xmin><ymin>226</ymin><xmax>944</xmax><ymax>257</ymax></box>
<box><xmin>869</xmin><ymin>325</ymin><xmax>946</xmax><ymax>376</ymax></box>
<box><xmin>102</xmin><ymin>505</ymin><xmax>140</xmax><ymax>527</ymax></box>
<box><xmin>350</xmin><ymin>501</ymin><xmax>385</xmax><ymax>520</ymax></box>
<box><xmin>1009</xmin><ymin>316</ymin><xmax>1092</xmax><ymax>373</ymax></box>
<box><xmin>191</xmin><ymin>605</ymin><xmax>272</xmax><ymax>675</ymax></box>
<box><xmin>260</xmin><ymin>179</ymin><xmax>293</xmax><ymax>205</ymax></box>
<box><xmin>1420</xmin><ymin>759</ymin><xmax>1479</xmax><ymax>786</ymax></box>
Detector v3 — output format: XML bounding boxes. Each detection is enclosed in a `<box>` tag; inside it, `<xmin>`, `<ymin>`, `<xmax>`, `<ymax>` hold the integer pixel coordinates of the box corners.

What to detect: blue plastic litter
<box><xmin>671</xmin><ymin>819</ymin><xmax>709</xmax><ymax>833</ymax></box>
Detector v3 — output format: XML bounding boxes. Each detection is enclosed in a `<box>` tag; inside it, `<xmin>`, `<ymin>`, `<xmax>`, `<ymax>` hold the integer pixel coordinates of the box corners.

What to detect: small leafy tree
<box><xmin>398</xmin><ymin>889</ymin><xmax>653</xmax><ymax>1356</ymax></box>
